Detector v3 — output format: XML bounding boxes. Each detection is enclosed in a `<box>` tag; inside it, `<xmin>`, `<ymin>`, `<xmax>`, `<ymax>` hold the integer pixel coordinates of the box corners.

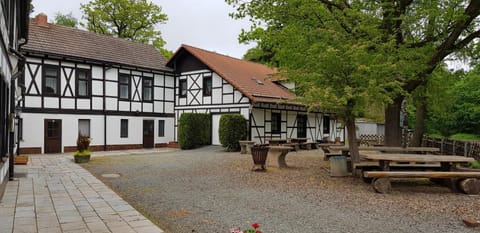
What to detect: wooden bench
<box><xmin>363</xmin><ymin>171</ymin><xmax>480</xmax><ymax>194</ymax></box>
<box><xmin>267</xmin><ymin>146</ymin><xmax>294</xmax><ymax>168</ymax></box>
<box><xmin>355</xmin><ymin>162</ymin><xmax>443</xmax><ymax>182</ymax></box>
<box><xmin>239</xmin><ymin>140</ymin><xmax>256</xmax><ymax>154</ymax></box>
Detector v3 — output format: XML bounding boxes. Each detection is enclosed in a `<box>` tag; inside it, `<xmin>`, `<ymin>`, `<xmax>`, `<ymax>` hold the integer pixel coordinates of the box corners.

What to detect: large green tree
<box><xmin>80</xmin><ymin>0</ymin><xmax>171</xmax><ymax>57</ymax></box>
<box><xmin>227</xmin><ymin>0</ymin><xmax>418</xmax><ymax>162</ymax></box>
<box><xmin>228</xmin><ymin>0</ymin><xmax>480</xmax><ymax>147</ymax></box>
<box><xmin>54</xmin><ymin>12</ymin><xmax>78</xmax><ymax>28</ymax></box>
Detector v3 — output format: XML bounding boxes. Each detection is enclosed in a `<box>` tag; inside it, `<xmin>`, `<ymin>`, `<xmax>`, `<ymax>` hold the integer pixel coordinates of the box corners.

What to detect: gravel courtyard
<box><xmin>81</xmin><ymin>146</ymin><xmax>480</xmax><ymax>233</ymax></box>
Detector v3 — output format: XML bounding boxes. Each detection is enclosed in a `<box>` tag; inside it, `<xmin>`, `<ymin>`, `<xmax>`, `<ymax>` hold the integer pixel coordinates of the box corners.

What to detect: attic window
<box><xmin>251</xmin><ymin>77</ymin><xmax>264</xmax><ymax>85</ymax></box>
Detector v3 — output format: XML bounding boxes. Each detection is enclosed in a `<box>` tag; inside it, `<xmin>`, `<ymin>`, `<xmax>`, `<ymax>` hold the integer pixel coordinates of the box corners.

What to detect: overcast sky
<box><xmin>31</xmin><ymin>0</ymin><xmax>255</xmax><ymax>58</ymax></box>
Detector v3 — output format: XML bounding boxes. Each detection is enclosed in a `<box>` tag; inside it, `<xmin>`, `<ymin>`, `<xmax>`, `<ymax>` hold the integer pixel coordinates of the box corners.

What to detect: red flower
<box><xmin>252</xmin><ymin>223</ymin><xmax>260</xmax><ymax>229</ymax></box>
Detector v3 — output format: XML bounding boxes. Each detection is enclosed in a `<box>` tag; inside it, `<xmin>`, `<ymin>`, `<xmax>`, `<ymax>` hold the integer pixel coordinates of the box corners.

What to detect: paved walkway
<box><xmin>0</xmin><ymin>149</ymin><xmax>172</xmax><ymax>233</ymax></box>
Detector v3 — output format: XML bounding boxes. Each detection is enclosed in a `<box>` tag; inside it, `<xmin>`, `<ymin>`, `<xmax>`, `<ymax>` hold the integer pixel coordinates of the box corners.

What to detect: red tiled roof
<box><xmin>23</xmin><ymin>19</ymin><xmax>171</xmax><ymax>72</ymax></box>
<box><xmin>168</xmin><ymin>44</ymin><xmax>296</xmax><ymax>104</ymax></box>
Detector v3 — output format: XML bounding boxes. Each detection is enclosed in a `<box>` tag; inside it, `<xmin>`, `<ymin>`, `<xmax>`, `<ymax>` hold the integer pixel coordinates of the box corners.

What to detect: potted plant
<box><xmin>74</xmin><ymin>134</ymin><xmax>91</xmax><ymax>163</ymax></box>
<box><xmin>250</xmin><ymin>144</ymin><xmax>269</xmax><ymax>171</ymax></box>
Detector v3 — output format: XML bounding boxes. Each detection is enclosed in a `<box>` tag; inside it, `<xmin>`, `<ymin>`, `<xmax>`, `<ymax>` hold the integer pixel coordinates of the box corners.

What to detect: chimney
<box><xmin>35</xmin><ymin>13</ymin><xmax>48</xmax><ymax>27</ymax></box>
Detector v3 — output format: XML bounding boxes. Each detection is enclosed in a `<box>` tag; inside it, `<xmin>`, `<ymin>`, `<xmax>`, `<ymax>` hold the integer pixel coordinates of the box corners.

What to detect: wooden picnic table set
<box><xmin>323</xmin><ymin>144</ymin><xmax>480</xmax><ymax>194</ymax></box>
<box><xmin>240</xmin><ymin>138</ymin><xmax>321</xmax><ymax>170</ymax></box>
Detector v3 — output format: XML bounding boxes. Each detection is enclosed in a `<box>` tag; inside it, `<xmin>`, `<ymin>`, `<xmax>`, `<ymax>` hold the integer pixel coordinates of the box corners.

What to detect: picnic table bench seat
<box><xmin>363</xmin><ymin>171</ymin><xmax>480</xmax><ymax>194</ymax></box>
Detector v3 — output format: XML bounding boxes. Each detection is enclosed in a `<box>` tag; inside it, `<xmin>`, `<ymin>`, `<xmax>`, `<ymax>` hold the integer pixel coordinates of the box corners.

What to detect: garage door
<box><xmin>211</xmin><ymin>114</ymin><xmax>222</xmax><ymax>145</ymax></box>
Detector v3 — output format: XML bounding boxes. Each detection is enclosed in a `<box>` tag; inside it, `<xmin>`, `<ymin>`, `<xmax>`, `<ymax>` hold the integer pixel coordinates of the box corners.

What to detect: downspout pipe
<box><xmin>8</xmin><ymin>69</ymin><xmax>23</xmax><ymax>180</ymax></box>
<box><xmin>8</xmin><ymin>46</ymin><xmax>27</xmax><ymax>180</ymax></box>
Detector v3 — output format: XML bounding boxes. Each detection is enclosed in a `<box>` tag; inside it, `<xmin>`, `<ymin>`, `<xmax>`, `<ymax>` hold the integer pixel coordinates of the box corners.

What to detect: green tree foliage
<box><xmin>243</xmin><ymin>45</ymin><xmax>276</xmax><ymax>66</ymax></box>
<box><xmin>227</xmin><ymin>0</ymin><xmax>419</xmax><ymax>161</ymax></box>
<box><xmin>422</xmin><ymin>67</ymin><xmax>460</xmax><ymax>136</ymax></box>
<box><xmin>178</xmin><ymin>113</ymin><xmax>211</xmax><ymax>149</ymax></box>
<box><xmin>228</xmin><ymin>1</ymin><xmax>480</xmax><ymax>147</ymax></box>
<box><xmin>54</xmin><ymin>12</ymin><xmax>78</xmax><ymax>28</ymax></box>
<box><xmin>80</xmin><ymin>0</ymin><xmax>171</xmax><ymax>57</ymax></box>
<box><xmin>415</xmin><ymin>65</ymin><xmax>480</xmax><ymax>137</ymax></box>
<box><xmin>219</xmin><ymin>114</ymin><xmax>247</xmax><ymax>151</ymax></box>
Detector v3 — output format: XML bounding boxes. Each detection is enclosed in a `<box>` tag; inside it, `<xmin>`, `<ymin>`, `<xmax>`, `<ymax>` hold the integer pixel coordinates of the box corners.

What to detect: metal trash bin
<box><xmin>330</xmin><ymin>155</ymin><xmax>348</xmax><ymax>177</ymax></box>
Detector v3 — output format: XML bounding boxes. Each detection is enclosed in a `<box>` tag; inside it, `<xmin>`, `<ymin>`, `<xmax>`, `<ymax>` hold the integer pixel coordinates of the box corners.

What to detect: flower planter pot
<box><xmin>251</xmin><ymin>145</ymin><xmax>269</xmax><ymax>171</ymax></box>
<box><xmin>74</xmin><ymin>155</ymin><xmax>91</xmax><ymax>163</ymax></box>
<box><xmin>15</xmin><ymin>156</ymin><xmax>29</xmax><ymax>165</ymax></box>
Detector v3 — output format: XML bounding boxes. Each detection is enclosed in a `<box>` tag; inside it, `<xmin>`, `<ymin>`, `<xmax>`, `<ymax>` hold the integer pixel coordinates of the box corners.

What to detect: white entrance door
<box><xmin>212</xmin><ymin>114</ymin><xmax>222</xmax><ymax>145</ymax></box>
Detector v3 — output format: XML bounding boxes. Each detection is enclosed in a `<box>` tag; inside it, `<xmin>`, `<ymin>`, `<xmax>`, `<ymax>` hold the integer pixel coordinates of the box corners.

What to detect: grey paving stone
<box><xmin>0</xmin><ymin>153</ymin><xmax>164</xmax><ymax>233</ymax></box>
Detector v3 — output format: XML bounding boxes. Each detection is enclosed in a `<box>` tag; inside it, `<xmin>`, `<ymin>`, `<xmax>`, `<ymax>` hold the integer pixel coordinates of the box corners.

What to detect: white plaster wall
<box><xmin>92</xmin><ymin>80</ymin><xmax>103</xmax><ymax>96</ymax></box>
<box><xmin>143</xmin><ymin>103</ymin><xmax>153</xmax><ymax>112</ymax></box>
<box><xmin>105</xmin><ymin>116</ymin><xmax>174</xmax><ymax>145</ymax></box>
<box><xmin>61</xmin><ymin>98</ymin><xmax>75</xmax><ymax>109</ymax></box>
<box><xmin>92</xmin><ymin>97</ymin><xmax>103</xmax><ymax>110</ymax></box>
<box><xmin>77</xmin><ymin>99</ymin><xmax>90</xmax><ymax>109</ymax></box>
<box><xmin>21</xmin><ymin>113</ymin><xmax>105</xmax><ymax>153</ymax></box>
<box><xmin>44</xmin><ymin>97</ymin><xmax>59</xmax><ymax>108</ymax></box>
<box><xmin>43</xmin><ymin>60</ymin><xmax>59</xmax><ymax>65</ymax></box>
<box><xmin>165</xmin><ymin>88</ymin><xmax>174</xmax><ymax>102</ymax></box>
<box><xmin>119</xmin><ymin>101</ymin><xmax>129</xmax><ymax>111</ymax></box>
<box><xmin>165</xmin><ymin>102</ymin><xmax>174</xmax><ymax>113</ymax></box>
<box><xmin>105</xmin><ymin>68</ymin><xmax>118</xmax><ymax>81</ymax></box>
<box><xmin>131</xmin><ymin>102</ymin><xmax>141</xmax><ymax>112</ymax></box>
<box><xmin>60</xmin><ymin>66</ymin><xmax>75</xmax><ymax>97</ymax></box>
<box><xmin>286</xmin><ymin>111</ymin><xmax>297</xmax><ymax>138</ymax></box>
<box><xmin>24</xmin><ymin>96</ymin><xmax>41</xmax><ymax>108</ymax></box>
<box><xmin>158</xmin><ymin>117</ymin><xmax>175</xmax><ymax>143</ymax></box>
<box><xmin>355</xmin><ymin>122</ymin><xmax>384</xmax><ymax>137</ymax></box>
<box><xmin>154</xmin><ymin>102</ymin><xmax>164</xmax><ymax>113</ymax></box>
<box><xmin>92</xmin><ymin>66</ymin><xmax>103</xmax><ymax>79</ymax></box>
<box><xmin>155</xmin><ymin>87</ymin><xmax>164</xmax><ymax>100</ymax></box>
<box><xmin>154</xmin><ymin>73</ymin><xmax>164</xmax><ymax>86</ymax></box>
<box><xmin>165</xmin><ymin>75</ymin><xmax>175</xmax><ymax>88</ymax></box>
<box><xmin>106</xmin><ymin>97</ymin><xmax>117</xmax><ymax>110</ymax></box>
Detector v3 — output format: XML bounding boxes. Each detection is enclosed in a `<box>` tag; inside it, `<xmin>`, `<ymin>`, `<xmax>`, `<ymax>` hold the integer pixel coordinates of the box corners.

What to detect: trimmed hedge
<box><xmin>219</xmin><ymin>114</ymin><xmax>247</xmax><ymax>151</ymax></box>
<box><xmin>178</xmin><ymin>113</ymin><xmax>211</xmax><ymax>149</ymax></box>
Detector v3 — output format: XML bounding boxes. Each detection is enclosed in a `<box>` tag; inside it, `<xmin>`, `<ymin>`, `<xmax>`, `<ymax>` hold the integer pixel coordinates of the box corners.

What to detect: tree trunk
<box><xmin>384</xmin><ymin>97</ymin><xmax>403</xmax><ymax>146</ymax></box>
<box><xmin>345</xmin><ymin>114</ymin><xmax>359</xmax><ymax>163</ymax></box>
<box><xmin>411</xmin><ymin>95</ymin><xmax>426</xmax><ymax>147</ymax></box>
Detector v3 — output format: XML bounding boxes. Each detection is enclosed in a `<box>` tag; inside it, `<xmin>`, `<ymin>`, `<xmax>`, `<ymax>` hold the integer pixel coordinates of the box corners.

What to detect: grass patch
<box><xmin>449</xmin><ymin>133</ymin><xmax>480</xmax><ymax>141</ymax></box>
<box><xmin>469</xmin><ymin>161</ymin><xmax>480</xmax><ymax>169</ymax></box>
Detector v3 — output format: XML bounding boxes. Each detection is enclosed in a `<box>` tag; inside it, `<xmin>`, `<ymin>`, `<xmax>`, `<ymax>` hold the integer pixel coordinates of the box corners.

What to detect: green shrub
<box><xmin>219</xmin><ymin>114</ymin><xmax>247</xmax><ymax>151</ymax></box>
<box><xmin>178</xmin><ymin>113</ymin><xmax>211</xmax><ymax>149</ymax></box>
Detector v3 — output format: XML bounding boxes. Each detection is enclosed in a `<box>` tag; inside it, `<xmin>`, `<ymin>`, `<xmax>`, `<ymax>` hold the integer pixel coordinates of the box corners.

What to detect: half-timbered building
<box><xmin>167</xmin><ymin>45</ymin><xmax>343</xmax><ymax>145</ymax></box>
<box><xmin>19</xmin><ymin>14</ymin><xmax>175</xmax><ymax>154</ymax></box>
<box><xmin>0</xmin><ymin>0</ymin><xmax>30</xmax><ymax>194</ymax></box>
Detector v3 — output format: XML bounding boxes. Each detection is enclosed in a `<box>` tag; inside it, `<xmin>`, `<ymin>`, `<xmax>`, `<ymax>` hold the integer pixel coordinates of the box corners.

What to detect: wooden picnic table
<box><xmin>318</xmin><ymin>143</ymin><xmax>344</xmax><ymax>153</ymax></box>
<box><xmin>329</xmin><ymin>146</ymin><xmax>440</xmax><ymax>156</ymax></box>
<box><xmin>360</xmin><ymin>152</ymin><xmax>479</xmax><ymax>194</ymax></box>
<box><xmin>289</xmin><ymin>138</ymin><xmax>308</xmax><ymax>143</ymax></box>
<box><xmin>267</xmin><ymin>145</ymin><xmax>294</xmax><ymax>168</ymax></box>
<box><xmin>268</xmin><ymin>139</ymin><xmax>288</xmax><ymax>146</ymax></box>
